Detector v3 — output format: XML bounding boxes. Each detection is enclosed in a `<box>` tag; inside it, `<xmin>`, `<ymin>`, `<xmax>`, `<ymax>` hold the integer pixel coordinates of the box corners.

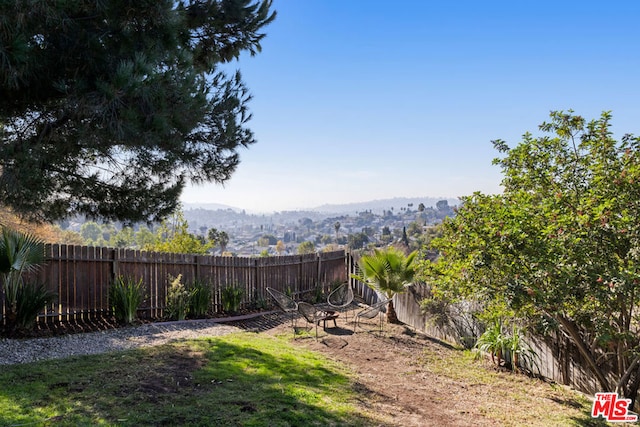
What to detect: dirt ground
<box><xmin>22</xmin><ymin>310</ymin><xmax>598</xmax><ymax>426</ymax></box>
<box><xmin>249</xmin><ymin>310</ymin><xmax>597</xmax><ymax>427</ymax></box>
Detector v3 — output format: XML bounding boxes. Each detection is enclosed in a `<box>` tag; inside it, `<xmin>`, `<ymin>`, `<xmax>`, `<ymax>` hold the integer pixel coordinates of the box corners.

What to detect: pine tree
<box><xmin>0</xmin><ymin>0</ymin><xmax>275</xmax><ymax>223</ymax></box>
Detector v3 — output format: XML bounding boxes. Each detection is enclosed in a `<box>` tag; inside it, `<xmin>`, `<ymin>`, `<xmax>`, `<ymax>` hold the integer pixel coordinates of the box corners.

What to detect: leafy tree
<box><xmin>109</xmin><ymin>227</ymin><xmax>135</xmax><ymax>248</ymax></box>
<box><xmin>297</xmin><ymin>241</ymin><xmax>315</xmax><ymax>254</ymax></box>
<box><xmin>101</xmin><ymin>223</ymin><xmax>117</xmax><ymax>242</ymax></box>
<box><xmin>351</xmin><ymin>247</ymin><xmax>417</xmax><ymax>323</ymax></box>
<box><xmin>275</xmin><ymin>240</ymin><xmax>285</xmax><ymax>255</ymax></box>
<box><xmin>207</xmin><ymin>228</ymin><xmax>229</xmax><ymax>254</ymax></box>
<box><xmin>0</xmin><ymin>1</ymin><xmax>275</xmax><ymax>223</ymax></box>
<box><xmin>322</xmin><ymin>243</ymin><xmax>341</xmax><ymax>252</ymax></box>
<box><xmin>347</xmin><ymin>232</ymin><xmax>369</xmax><ymax>250</ymax></box>
<box><xmin>135</xmin><ymin>225</ymin><xmax>155</xmax><ymax>249</ymax></box>
<box><xmin>380</xmin><ymin>226</ymin><xmax>393</xmax><ymax>245</ymax></box>
<box><xmin>147</xmin><ymin>209</ymin><xmax>211</xmax><ymax>254</ymax></box>
<box><xmin>334</xmin><ymin>221</ymin><xmax>341</xmax><ymax>241</ymax></box>
<box><xmin>0</xmin><ymin>206</ymin><xmax>66</xmax><ymax>242</ymax></box>
<box><xmin>425</xmin><ymin>111</ymin><xmax>640</xmax><ymax>401</ymax></box>
<box><xmin>299</xmin><ymin>217</ymin><xmax>313</xmax><ymax>232</ymax></box>
<box><xmin>257</xmin><ymin>234</ymin><xmax>277</xmax><ymax>247</ymax></box>
<box><xmin>217</xmin><ymin>231</ymin><xmax>230</xmax><ymax>254</ymax></box>
<box><xmin>57</xmin><ymin>228</ymin><xmax>85</xmax><ymax>246</ymax></box>
<box><xmin>80</xmin><ymin>222</ymin><xmax>102</xmax><ymax>243</ymax></box>
<box><xmin>406</xmin><ymin>221</ymin><xmax>423</xmax><ymax>237</ymax></box>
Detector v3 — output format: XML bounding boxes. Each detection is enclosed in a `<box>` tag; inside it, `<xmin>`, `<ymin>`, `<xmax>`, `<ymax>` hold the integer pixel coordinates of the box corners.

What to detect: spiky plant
<box><xmin>0</xmin><ymin>227</ymin><xmax>49</xmax><ymax>336</ymax></box>
<box><xmin>351</xmin><ymin>247</ymin><xmax>417</xmax><ymax>323</ymax></box>
<box><xmin>109</xmin><ymin>276</ymin><xmax>144</xmax><ymax>324</ymax></box>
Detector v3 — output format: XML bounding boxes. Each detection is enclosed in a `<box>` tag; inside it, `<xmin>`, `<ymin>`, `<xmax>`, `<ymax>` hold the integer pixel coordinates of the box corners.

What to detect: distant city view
<box><xmin>61</xmin><ymin>197</ymin><xmax>457</xmax><ymax>257</ymax></box>
<box><xmin>182</xmin><ymin>197</ymin><xmax>457</xmax><ymax>256</ymax></box>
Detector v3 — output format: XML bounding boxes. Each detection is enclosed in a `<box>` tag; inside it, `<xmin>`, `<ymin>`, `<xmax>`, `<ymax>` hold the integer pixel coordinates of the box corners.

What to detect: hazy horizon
<box><xmin>183</xmin><ymin>195</ymin><xmax>460</xmax><ymax>215</ymax></box>
<box><xmin>180</xmin><ymin>1</ymin><xmax>640</xmax><ymax>212</ymax></box>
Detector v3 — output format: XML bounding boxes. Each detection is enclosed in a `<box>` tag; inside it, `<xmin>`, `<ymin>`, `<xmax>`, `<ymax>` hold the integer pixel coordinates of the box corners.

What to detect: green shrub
<box><xmin>312</xmin><ymin>283</ymin><xmax>325</xmax><ymax>304</ymax></box>
<box><xmin>16</xmin><ymin>281</ymin><xmax>56</xmax><ymax>332</ymax></box>
<box><xmin>221</xmin><ymin>285</ymin><xmax>243</xmax><ymax>313</ymax></box>
<box><xmin>474</xmin><ymin>321</ymin><xmax>539</xmax><ymax>373</ymax></box>
<box><xmin>188</xmin><ymin>279</ymin><xmax>211</xmax><ymax>318</ymax></box>
<box><xmin>109</xmin><ymin>276</ymin><xmax>144</xmax><ymax>324</ymax></box>
<box><xmin>251</xmin><ymin>295</ymin><xmax>268</xmax><ymax>311</ymax></box>
<box><xmin>166</xmin><ymin>274</ymin><xmax>190</xmax><ymax>321</ymax></box>
<box><xmin>0</xmin><ymin>227</ymin><xmax>47</xmax><ymax>336</ymax></box>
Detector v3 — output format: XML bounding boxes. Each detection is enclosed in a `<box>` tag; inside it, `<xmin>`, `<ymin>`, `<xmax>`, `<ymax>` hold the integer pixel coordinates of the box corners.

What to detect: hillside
<box><xmin>183</xmin><ymin>196</ymin><xmax>458</xmax><ymax>217</ymax></box>
<box><xmin>311</xmin><ymin>196</ymin><xmax>459</xmax><ymax>215</ymax></box>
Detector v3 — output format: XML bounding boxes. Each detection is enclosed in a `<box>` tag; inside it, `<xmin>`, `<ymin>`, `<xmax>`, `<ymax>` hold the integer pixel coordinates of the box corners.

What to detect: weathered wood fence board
<box><xmin>345</xmin><ymin>253</ymin><xmax>615</xmax><ymax>398</ymax></box>
<box><xmin>388</xmin><ymin>279</ymin><xmax>617</xmax><ymax>397</ymax></box>
<box><xmin>1</xmin><ymin>245</ymin><xmax>347</xmax><ymax>325</ymax></box>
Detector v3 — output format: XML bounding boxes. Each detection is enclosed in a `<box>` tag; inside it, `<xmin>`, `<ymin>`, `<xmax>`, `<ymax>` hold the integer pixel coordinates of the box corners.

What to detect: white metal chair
<box><xmin>327</xmin><ymin>282</ymin><xmax>355</xmax><ymax>324</ymax></box>
<box><xmin>355</xmin><ymin>299</ymin><xmax>389</xmax><ymax>334</ymax></box>
<box><xmin>266</xmin><ymin>287</ymin><xmax>298</xmax><ymax>333</ymax></box>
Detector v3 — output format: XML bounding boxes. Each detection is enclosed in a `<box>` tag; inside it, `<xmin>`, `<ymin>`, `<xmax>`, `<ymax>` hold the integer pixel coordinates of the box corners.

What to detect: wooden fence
<box><xmin>0</xmin><ymin>245</ymin><xmax>347</xmax><ymax>325</ymax></box>
<box><xmin>390</xmin><ymin>281</ymin><xmax>619</xmax><ymax>396</ymax></box>
<box><xmin>4</xmin><ymin>245</ymin><xmax>615</xmax><ymax>396</ymax></box>
<box><xmin>342</xmin><ymin>253</ymin><xmax>614</xmax><ymax>397</ymax></box>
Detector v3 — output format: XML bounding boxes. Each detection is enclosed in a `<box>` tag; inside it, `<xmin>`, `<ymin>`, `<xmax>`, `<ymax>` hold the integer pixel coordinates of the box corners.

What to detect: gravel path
<box><xmin>0</xmin><ymin>319</ymin><xmax>243</xmax><ymax>366</ymax></box>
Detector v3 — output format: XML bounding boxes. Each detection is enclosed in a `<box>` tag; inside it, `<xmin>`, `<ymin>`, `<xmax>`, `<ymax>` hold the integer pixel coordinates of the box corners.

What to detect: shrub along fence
<box><xmin>391</xmin><ymin>282</ymin><xmax>616</xmax><ymax>397</ymax></box>
<box><xmin>0</xmin><ymin>245</ymin><xmax>347</xmax><ymax>325</ymax></box>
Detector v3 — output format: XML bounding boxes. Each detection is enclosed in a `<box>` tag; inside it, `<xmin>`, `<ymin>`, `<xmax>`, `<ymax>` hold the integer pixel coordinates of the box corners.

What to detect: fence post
<box><xmin>111</xmin><ymin>248</ymin><xmax>119</xmax><ymax>284</ymax></box>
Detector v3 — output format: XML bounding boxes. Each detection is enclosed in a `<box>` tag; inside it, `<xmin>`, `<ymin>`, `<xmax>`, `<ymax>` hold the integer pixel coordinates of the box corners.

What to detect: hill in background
<box><xmin>311</xmin><ymin>196</ymin><xmax>459</xmax><ymax>215</ymax></box>
<box><xmin>183</xmin><ymin>196</ymin><xmax>458</xmax><ymax>216</ymax></box>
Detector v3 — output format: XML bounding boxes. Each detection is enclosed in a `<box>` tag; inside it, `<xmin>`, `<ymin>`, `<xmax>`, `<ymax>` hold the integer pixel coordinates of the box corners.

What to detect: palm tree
<box><xmin>351</xmin><ymin>246</ymin><xmax>417</xmax><ymax>323</ymax></box>
<box><xmin>0</xmin><ymin>227</ymin><xmax>51</xmax><ymax>335</ymax></box>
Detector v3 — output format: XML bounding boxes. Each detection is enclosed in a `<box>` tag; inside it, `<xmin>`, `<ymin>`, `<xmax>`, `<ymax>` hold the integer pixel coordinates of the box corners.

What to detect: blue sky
<box><xmin>180</xmin><ymin>0</ymin><xmax>640</xmax><ymax>213</ymax></box>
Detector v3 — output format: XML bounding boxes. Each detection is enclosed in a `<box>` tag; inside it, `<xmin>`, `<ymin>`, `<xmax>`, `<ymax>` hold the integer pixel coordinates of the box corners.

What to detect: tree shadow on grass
<box><xmin>0</xmin><ymin>333</ymin><xmax>383</xmax><ymax>426</ymax></box>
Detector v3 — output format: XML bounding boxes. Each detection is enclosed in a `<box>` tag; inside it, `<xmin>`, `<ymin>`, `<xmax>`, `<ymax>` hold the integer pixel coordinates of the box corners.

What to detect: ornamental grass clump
<box><xmin>166</xmin><ymin>274</ymin><xmax>190</xmax><ymax>321</ymax></box>
<box><xmin>221</xmin><ymin>284</ymin><xmax>243</xmax><ymax>314</ymax></box>
<box><xmin>109</xmin><ymin>276</ymin><xmax>144</xmax><ymax>325</ymax></box>
<box><xmin>188</xmin><ymin>279</ymin><xmax>211</xmax><ymax>318</ymax></box>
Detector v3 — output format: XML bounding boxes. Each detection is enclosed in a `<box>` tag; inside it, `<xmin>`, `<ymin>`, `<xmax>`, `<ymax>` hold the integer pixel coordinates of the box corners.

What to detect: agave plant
<box><xmin>351</xmin><ymin>247</ymin><xmax>417</xmax><ymax>323</ymax></box>
<box><xmin>0</xmin><ymin>227</ymin><xmax>53</xmax><ymax>335</ymax></box>
<box><xmin>474</xmin><ymin>320</ymin><xmax>507</xmax><ymax>366</ymax></box>
<box><xmin>475</xmin><ymin>320</ymin><xmax>539</xmax><ymax>373</ymax></box>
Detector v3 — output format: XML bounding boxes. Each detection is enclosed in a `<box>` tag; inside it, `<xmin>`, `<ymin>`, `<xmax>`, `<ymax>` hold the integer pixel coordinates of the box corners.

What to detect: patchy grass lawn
<box><xmin>0</xmin><ymin>320</ymin><xmax>613</xmax><ymax>427</ymax></box>
<box><xmin>0</xmin><ymin>333</ymin><xmax>380</xmax><ymax>426</ymax></box>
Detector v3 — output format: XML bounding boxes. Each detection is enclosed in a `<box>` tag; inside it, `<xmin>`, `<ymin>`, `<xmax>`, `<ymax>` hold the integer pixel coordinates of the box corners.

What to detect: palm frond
<box><xmin>351</xmin><ymin>247</ymin><xmax>417</xmax><ymax>299</ymax></box>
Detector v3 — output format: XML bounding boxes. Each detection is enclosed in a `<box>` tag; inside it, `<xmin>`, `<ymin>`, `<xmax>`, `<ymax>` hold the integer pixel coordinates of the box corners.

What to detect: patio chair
<box><xmin>355</xmin><ymin>299</ymin><xmax>389</xmax><ymax>334</ymax></box>
<box><xmin>297</xmin><ymin>302</ymin><xmax>338</xmax><ymax>340</ymax></box>
<box><xmin>266</xmin><ymin>287</ymin><xmax>298</xmax><ymax>332</ymax></box>
<box><xmin>327</xmin><ymin>282</ymin><xmax>355</xmax><ymax>324</ymax></box>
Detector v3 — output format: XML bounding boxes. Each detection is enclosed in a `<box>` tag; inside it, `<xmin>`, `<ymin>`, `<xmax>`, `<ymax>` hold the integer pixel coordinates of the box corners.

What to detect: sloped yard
<box><xmin>259</xmin><ymin>312</ymin><xmax>606</xmax><ymax>426</ymax></box>
<box><xmin>0</xmin><ymin>311</ymin><xmax>607</xmax><ymax>426</ymax></box>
